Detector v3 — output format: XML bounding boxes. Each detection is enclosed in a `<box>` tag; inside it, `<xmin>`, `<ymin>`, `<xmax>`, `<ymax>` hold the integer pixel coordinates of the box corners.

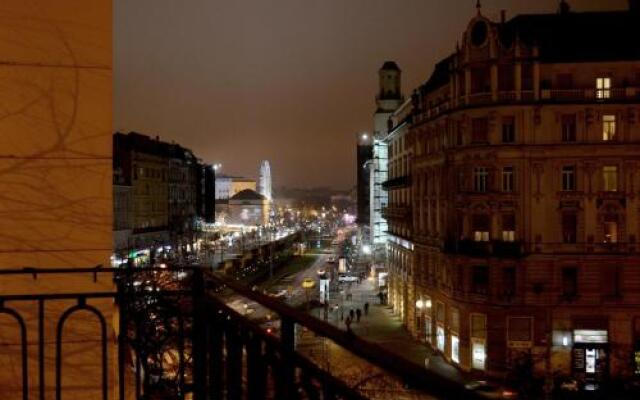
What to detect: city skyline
<box><xmin>115</xmin><ymin>0</ymin><xmax>627</xmax><ymax>190</ymax></box>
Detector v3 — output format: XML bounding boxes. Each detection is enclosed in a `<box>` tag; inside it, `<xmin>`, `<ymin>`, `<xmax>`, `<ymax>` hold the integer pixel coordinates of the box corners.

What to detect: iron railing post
<box><xmin>226</xmin><ymin>321</ymin><xmax>243</xmax><ymax>400</ymax></box>
<box><xmin>192</xmin><ymin>268</ymin><xmax>207</xmax><ymax>400</ymax></box>
<box><xmin>246</xmin><ymin>331</ymin><xmax>266</xmax><ymax>400</ymax></box>
<box><xmin>278</xmin><ymin>317</ymin><xmax>297</xmax><ymax>399</ymax></box>
<box><xmin>208</xmin><ymin>312</ymin><xmax>224</xmax><ymax>400</ymax></box>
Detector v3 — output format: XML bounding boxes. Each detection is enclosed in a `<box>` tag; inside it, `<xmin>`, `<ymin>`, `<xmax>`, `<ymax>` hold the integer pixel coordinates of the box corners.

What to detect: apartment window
<box><xmin>502</xmin><ymin>214</ymin><xmax>516</xmax><ymax>242</ymax></box>
<box><xmin>472</xmin><ymin>265</ymin><xmax>489</xmax><ymax>295</ymax></box>
<box><xmin>561</xmin><ymin>114</ymin><xmax>577</xmax><ymax>142</ymax></box>
<box><xmin>472</xmin><ymin>214</ymin><xmax>490</xmax><ymax>242</ymax></box>
<box><xmin>562</xmin><ymin>166</ymin><xmax>576</xmax><ymax>191</ymax></box>
<box><xmin>502</xmin><ymin>116</ymin><xmax>515</xmax><ymax>143</ymax></box>
<box><xmin>602</xmin><ymin>165</ymin><xmax>618</xmax><ymax>192</ymax></box>
<box><xmin>502</xmin><ymin>166</ymin><xmax>514</xmax><ymax>192</ymax></box>
<box><xmin>503</xmin><ymin>267</ymin><xmax>516</xmax><ymax>296</ymax></box>
<box><xmin>604</xmin><ymin>215</ymin><xmax>619</xmax><ymax>243</ymax></box>
<box><xmin>471</xmin><ymin>118</ymin><xmax>489</xmax><ymax>143</ymax></box>
<box><xmin>603</xmin><ymin>266</ymin><xmax>622</xmax><ymax>298</ymax></box>
<box><xmin>557</xmin><ymin>73</ymin><xmax>573</xmax><ymax>89</ymax></box>
<box><xmin>596</xmin><ymin>77</ymin><xmax>611</xmax><ymax>99</ymax></box>
<box><xmin>474</xmin><ymin>167</ymin><xmax>489</xmax><ymax>193</ymax></box>
<box><xmin>602</xmin><ymin>115</ymin><xmax>616</xmax><ymax>141</ymax></box>
<box><xmin>562</xmin><ymin>267</ymin><xmax>578</xmax><ymax>298</ymax></box>
<box><xmin>562</xmin><ymin>213</ymin><xmax>578</xmax><ymax>244</ymax></box>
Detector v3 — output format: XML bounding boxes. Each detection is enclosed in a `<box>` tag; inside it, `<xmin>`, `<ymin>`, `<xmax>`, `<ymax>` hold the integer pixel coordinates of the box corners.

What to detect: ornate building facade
<box><xmin>403</xmin><ymin>3</ymin><xmax>640</xmax><ymax>383</ymax></box>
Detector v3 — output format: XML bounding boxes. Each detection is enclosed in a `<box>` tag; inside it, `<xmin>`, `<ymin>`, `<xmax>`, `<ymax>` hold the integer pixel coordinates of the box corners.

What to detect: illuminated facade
<box><xmin>383</xmin><ymin>99</ymin><xmax>415</xmax><ymax>325</ymax></box>
<box><xmin>404</xmin><ymin>3</ymin><xmax>640</xmax><ymax>384</ymax></box>
<box><xmin>258</xmin><ymin>160</ymin><xmax>273</xmax><ymax>201</ymax></box>
<box><xmin>371</xmin><ymin>62</ymin><xmax>404</xmax><ymax>246</ymax></box>
<box><xmin>228</xmin><ymin>189</ymin><xmax>270</xmax><ymax>227</ymax></box>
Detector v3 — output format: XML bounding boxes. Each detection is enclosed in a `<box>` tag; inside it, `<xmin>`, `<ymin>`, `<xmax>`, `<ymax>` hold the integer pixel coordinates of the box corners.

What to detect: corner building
<box><xmin>407</xmin><ymin>5</ymin><xmax>640</xmax><ymax>382</ymax></box>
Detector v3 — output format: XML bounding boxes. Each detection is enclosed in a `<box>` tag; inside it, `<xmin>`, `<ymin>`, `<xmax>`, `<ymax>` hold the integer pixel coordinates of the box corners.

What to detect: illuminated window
<box><xmin>596</xmin><ymin>77</ymin><xmax>611</xmax><ymax>99</ymax></box>
<box><xmin>602</xmin><ymin>115</ymin><xmax>616</xmax><ymax>141</ymax></box>
<box><xmin>472</xmin><ymin>214</ymin><xmax>490</xmax><ymax>242</ymax></box>
<box><xmin>502</xmin><ymin>214</ymin><xmax>515</xmax><ymax>242</ymax></box>
<box><xmin>502</xmin><ymin>166</ymin><xmax>514</xmax><ymax>192</ymax></box>
<box><xmin>602</xmin><ymin>165</ymin><xmax>618</xmax><ymax>192</ymax></box>
<box><xmin>562</xmin><ymin>166</ymin><xmax>576</xmax><ymax>191</ymax></box>
<box><xmin>474</xmin><ymin>167</ymin><xmax>489</xmax><ymax>193</ymax></box>
<box><xmin>604</xmin><ymin>216</ymin><xmax>618</xmax><ymax>243</ymax></box>
<box><xmin>451</xmin><ymin>335</ymin><xmax>460</xmax><ymax>363</ymax></box>
<box><xmin>472</xmin><ymin>341</ymin><xmax>486</xmax><ymax>370</ymax></box>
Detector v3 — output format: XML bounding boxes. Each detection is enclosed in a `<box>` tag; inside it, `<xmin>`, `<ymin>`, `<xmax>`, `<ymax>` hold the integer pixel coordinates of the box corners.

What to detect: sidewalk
<box><xmin>326</xmin><ymin>278</ymin><xmax>467</xmax><ymax>385</ymax></box>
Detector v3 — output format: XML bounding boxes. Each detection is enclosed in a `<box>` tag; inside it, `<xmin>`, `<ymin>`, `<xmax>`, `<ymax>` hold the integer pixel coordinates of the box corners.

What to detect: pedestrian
<box><xmin>364</xmin><ymin>302</ymin><xmax>369</xmax><ymax>316</ymax></box>
<box><xmin>345</xmin><ymin>316</ymin><xmax>352</xmax><ymax>332</ymax></box>
<box><xmin>349</xmin><ymin>309</ymin><xmax>355</xmax><ymax>320</ymax></box>
<box><xmin>377</xmin><ymin>292</ymin><xmax>383</xmax><ymax>304</ymax></box>
<box><xmin>356</xmin><ymin>308</ymin><xmax>361</xmax><ymax>323</ymax></box>
<box><xmin>340</xmin><ymin>309</ymin><xmax>344</xmax><ymax>321</ymax></box>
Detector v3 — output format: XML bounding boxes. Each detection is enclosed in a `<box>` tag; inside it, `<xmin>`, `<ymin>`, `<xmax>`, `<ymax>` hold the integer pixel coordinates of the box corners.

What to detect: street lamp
<box><xmin>302</xmin><ymin>277</ymin><xmax>316</xmax><ymax>312</ymax></box>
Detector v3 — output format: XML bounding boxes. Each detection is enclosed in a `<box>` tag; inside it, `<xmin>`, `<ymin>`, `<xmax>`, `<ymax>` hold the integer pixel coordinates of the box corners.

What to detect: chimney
<box><xmin>501</xmin><ymin>10</ymin><xmax>506</xmax><ymax>24</ymax></box>
<box><xmin>559</xmin><ymin>0</ymin><xmax>571</xmax><ymax>14</ymax></box>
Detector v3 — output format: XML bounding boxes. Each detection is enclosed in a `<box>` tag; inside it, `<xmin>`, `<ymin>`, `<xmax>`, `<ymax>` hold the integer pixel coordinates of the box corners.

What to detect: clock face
<box><xmin>471</xmin><ymin>21</ymin><xmax>488</xmax><ymax>47</ymax></box>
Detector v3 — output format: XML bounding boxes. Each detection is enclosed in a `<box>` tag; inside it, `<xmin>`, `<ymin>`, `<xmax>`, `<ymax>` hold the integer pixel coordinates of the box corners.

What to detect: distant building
<box><xmin>371</xmin><ymin>61</ymin><xmax>404</xmax><ymax>246</ymax></box>
<box><xmin>215</xmin><ymin>176</ymin><xmax>257</xmax><ymax>200</ymax></box>
<box><xmin>113</xmin><ymin>132</ymin><xmax>204</xmax><ymax>261</ymax></box>
<box><xmin>228</xmin><ymin>189</ymin><xmax>270</xmax><ymax>226</ymax></box>
<box><xmin>258</xmin><ymin>160</ymin><xmax>273</xmax><ymax>201</ymax></box>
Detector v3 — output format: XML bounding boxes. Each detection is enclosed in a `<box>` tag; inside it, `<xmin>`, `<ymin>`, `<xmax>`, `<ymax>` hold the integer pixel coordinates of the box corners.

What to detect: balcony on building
<box><xmin>443</xmin><ymin>238</ymin><xmax>523</xmax><ymax>258</ymax></box>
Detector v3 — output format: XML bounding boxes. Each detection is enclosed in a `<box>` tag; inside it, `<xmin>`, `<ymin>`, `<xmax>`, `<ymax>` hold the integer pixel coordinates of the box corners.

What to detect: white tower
<box><xmin>258</xmin><ymin>160</ymin><xmax>272</xmax><ymax>201</ymax></box>
<box><xmin>370</xmin><ymin>61</ymin><xmax>403</xmax><ymax>246</ymax></box>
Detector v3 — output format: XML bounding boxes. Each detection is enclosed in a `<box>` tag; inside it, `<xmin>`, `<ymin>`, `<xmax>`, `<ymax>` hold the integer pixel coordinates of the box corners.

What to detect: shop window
<box><xmin>561</xmin><ymin>114</ymin><xmax>577</xmax><ymax>142</ymax></box>
<box><xmin>562</xmin><ymin>166</ymin><xmax>576</xmax><ymax>191</ymax></box>
<box><xmin>472</xmin><ymin>265</ymin><xmax>489</xmax><ymax>295</ymax></box>
<box><xmin>471</xmin><ymin>118</ymin><xmax>489</xmax><ymax>143</ymax></box>
<box><xmin>502</xmin><ymin>117</ymin><xmax>516</xmax><ymax>143</ymax></box>
<box><xmin>596</xmin><ymin>77</ymin><xmax>611</xmax><ymax>99</ymax></box>
<box><xmin>502</xmin><ymin>166</ymin><xmax>514</xmax><ymax>192</ymax></box>
<box><xmin>436</xmin><ymin>326</ymin><xmax>446</xmax><ymax>352</ymax></box>
<box><xmin>562</xmin><ymin>267</ymin><xmax>578</xmax><ymax>299</ymax></box>
<box><xmin>602</xmin><ymin>165</ymin><xmax>618</xmax><ymax>191</ymax></box>
<box><xmin>451</xmin><ymin>335</ymin><xmax>460</xmax><ymax>363</ymax></box>
<box><xmin>472</xmin><ymin>214</ymin><xmax>490</xmax><ymax>242</ymax></box>
<box><xmin>502</xmin><ymin>213</ymin><xmax>516</xmax><ymax>242</ymax></box>
<box><xmin>471</xmin><ymin>313</ymin><xmax>487</xmax><ymax>370</ymax></box>
<box><xmin>474</xmin><ymin>167</ymin><xmax>489</xmax><ymax>193</ymax></box>
<box><xmin>562</xmin><ymin>213</ymin><xmax>578</xmax><ymax>244</ymax></box>
<box><xmin>425</xmin><ymin>316</ymin><xmax>432</xmax><ymax>343</ymax></box>
<box><xmin>602</xmin><ymin>115</ymin><xmax>617</xmax><ymax>141</ymax></box>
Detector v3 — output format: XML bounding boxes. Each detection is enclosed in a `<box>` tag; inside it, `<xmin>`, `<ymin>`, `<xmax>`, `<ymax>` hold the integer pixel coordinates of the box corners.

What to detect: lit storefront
<box><xmin>572</xmin><ymin>329</ymin><xmax>609</xmax><ymax>380</ymax></box>
<box><xmin>471</xmin><ymin>314</ymin><xmax>487</xmax><ymax>370</ymax></box>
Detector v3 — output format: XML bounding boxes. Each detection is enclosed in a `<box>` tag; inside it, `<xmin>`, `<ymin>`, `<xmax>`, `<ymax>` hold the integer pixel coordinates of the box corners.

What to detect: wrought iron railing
<box><xmin>0</xmin><ymin>266</ymin><xmax>487</xmax><ymax>400</ymax></box>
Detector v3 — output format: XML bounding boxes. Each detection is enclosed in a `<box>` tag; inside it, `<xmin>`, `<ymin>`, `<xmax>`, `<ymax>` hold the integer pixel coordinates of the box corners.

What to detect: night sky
<box><xmin>115</xmin><ymin>0</ymin><xmax>626</xmax><ymax>191</ymax></box>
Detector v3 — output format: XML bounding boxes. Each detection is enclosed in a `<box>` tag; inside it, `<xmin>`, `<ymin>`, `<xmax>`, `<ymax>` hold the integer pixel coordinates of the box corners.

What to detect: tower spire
<box><xmin>476</xmin><ymin>0</ymin><xmax>482</xmax><ymax>13</ymax></box>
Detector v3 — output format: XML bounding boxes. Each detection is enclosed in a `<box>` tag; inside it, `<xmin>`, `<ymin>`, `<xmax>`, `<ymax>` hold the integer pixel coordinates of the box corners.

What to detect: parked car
<box><xmin>338</xmin><ymin>274</ymin><xmax>358</xmax><ymax>283</ymax></box>
<box><xmin>464</xmin><ymin>381</ymin><xmax>518</xmax><ymax>399</ymax></box>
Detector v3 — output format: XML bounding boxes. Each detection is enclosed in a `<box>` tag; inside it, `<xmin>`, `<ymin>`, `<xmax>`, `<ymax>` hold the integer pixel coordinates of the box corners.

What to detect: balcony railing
<box><xmin>381</xmin><ymin>205</ymin><xmax>412</xmax><ymax>220</ymax></box>
<box><xmin>416</xmin><ymin>87</ymin><xmax>640</xmax><ymax>122</ymax></box>
<box><xmin>0</xmin><ymin>266</ymin><xmax>487</xmax><ymax>400</ymax></box>
<box><xmin>381</xmin><ymin>175</ymin><xmax>411</xmax><ymax>191</ymax></box>
<box><xmin>443</xmin><ymin>239</ymin><xmax>523</xmax><ymax>258</ymax></box>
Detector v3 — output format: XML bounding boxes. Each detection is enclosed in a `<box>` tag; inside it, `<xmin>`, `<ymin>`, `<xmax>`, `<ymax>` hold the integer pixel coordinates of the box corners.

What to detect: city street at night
<box><xmin>2</xmin><ymin>0</ymin><xmax>640</xmax><ymax>399</ymax></box>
